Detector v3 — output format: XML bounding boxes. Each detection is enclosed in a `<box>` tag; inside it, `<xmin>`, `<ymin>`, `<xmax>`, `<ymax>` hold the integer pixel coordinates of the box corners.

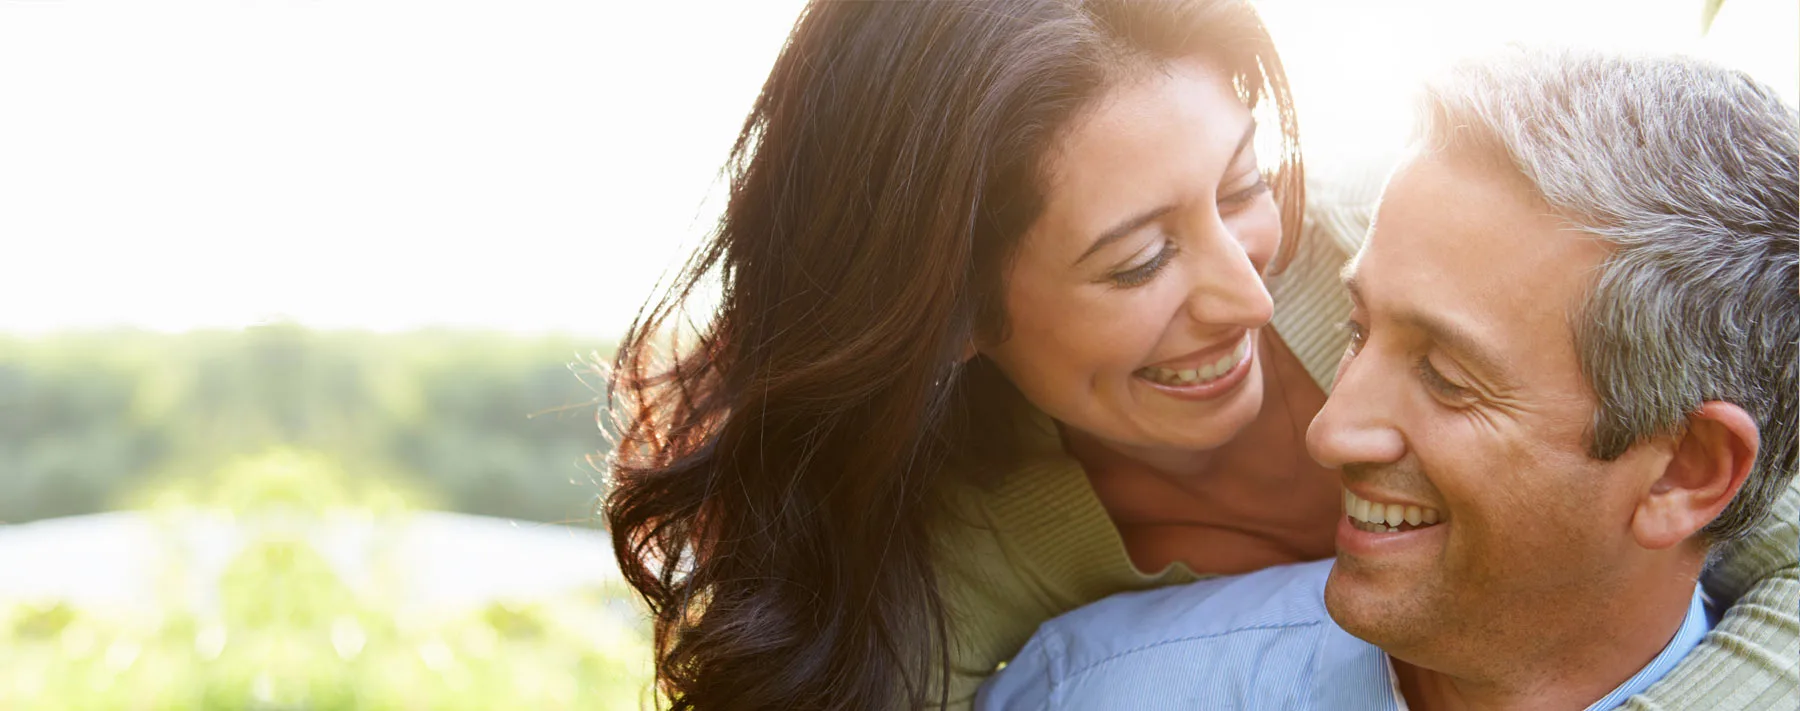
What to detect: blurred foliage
<box><xmin>0</xmin><ymin>324</ymin><xmax>615</xmax><ymax>525</ymax></box>
<box><xmin>0</xmin><ymin>448</ymin><xmax>653</xmax><ymax>710</ymax></box>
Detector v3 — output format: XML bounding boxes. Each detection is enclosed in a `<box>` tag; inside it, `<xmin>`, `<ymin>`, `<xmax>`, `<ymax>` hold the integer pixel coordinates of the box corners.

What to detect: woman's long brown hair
<box><xmin>605</xmin><ymin>1</ymin><xmax>1302</xmax><ymax>708</ymax></box>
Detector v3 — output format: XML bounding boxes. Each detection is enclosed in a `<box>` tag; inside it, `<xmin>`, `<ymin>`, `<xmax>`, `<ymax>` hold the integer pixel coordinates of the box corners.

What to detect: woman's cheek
<box><xmin>1104</xmin><ymin>283</ymin><xmax>1187</xmax><ymax>365</ymax></box>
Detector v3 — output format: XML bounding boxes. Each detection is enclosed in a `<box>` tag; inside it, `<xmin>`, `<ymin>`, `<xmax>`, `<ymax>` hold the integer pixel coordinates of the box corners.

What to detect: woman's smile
<box><xmin>1135</xmin><ymin>331</ymin><xmax>1253</xmax><ymax>392</ymax></box>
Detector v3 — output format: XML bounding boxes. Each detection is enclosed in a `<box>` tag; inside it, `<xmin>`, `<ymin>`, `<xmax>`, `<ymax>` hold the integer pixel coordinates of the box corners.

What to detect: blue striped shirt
<box><xmin>975</xmin><ymin>559</ymin><xmax>1712</xmax><ymax>711</ymax></box>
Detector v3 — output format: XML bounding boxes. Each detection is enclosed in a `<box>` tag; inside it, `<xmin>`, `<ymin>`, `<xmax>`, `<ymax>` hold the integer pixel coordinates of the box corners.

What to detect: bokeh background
<box><xmin>1</xmin><ymin>0</ymin><xmax>1792</xmax><ymax>709</ymax></box>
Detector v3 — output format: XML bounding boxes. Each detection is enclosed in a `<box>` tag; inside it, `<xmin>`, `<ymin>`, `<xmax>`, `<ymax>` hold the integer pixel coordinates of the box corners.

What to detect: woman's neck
<box><xmin>1060</xmin><ymin>425</ymin><xmax>1222</xmax><ymax>482</ymax></box>
<box><xmin>1061</xmin><ymin>331</ymin><xmax>1342</xmax><ymax>574</ymax></box>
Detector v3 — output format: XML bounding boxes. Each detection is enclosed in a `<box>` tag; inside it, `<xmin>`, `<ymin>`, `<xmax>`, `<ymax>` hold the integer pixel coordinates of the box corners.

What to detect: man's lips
<box><xmin>1343</xmin><ymin>486</ymin><xmax>1443</xmax><ymax>530</ymax></box>
<box><xmin>1337</xmin><ymin>487</ymin><xmax>1448</xmax><ymax>557</ymax></box>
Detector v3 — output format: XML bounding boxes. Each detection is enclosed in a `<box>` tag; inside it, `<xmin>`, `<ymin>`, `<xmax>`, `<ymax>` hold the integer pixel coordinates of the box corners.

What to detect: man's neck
<box><xmin>1392</xmin><ymin>568</ymin><xmax>1701</xmax><ymax>711</ymax></box>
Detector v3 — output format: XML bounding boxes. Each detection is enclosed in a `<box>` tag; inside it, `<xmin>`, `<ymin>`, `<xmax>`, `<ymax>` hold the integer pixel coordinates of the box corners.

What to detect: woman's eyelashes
<box><xmin>1101</xmin><ymin>175</ymin><xmax>1265</xmax><ymax>289</ymax></box>
<box><xmin>1107</xmin><ymin>241</ymin><xmax>1178</xmax><ymax>288</ymax></box>
<box><xmin>1218</xmin><ymin>176</ymin><xmax>1270</xmax><ymax>215</ymax></box>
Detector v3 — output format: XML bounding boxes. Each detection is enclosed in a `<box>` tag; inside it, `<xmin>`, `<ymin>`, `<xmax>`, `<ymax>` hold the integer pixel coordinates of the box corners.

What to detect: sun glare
<box><xmin>0</xmin><ymin>0</ymin><xmax>1790</xmax><ymax>338</ymax></box>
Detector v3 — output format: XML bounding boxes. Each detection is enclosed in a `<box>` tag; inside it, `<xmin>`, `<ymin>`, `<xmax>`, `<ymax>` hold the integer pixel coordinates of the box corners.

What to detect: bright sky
<box><xmin>2</xmin><ymin>0</ymin><xmax>1792</xmax><ymax>338</ymax></box>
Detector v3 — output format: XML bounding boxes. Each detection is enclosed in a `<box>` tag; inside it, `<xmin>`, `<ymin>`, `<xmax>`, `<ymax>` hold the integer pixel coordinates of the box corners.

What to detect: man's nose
<box><xmin>1307</xmin><ymin>346</ymin><xmax>1407</xmax><ymax>470</ymax></box>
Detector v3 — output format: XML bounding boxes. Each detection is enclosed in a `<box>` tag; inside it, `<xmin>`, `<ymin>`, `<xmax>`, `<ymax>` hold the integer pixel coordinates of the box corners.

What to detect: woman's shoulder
<box><xmin>928</xmin><ymin>431</ymin><xmax>1177</xmax><ymax>706</ymax></box>
<box><xmin>1299</xmin><ymin>160</ymin><xmax>1389</xmax><ymax>256</ymax></box>
<box><xmin>1267</xmin><ymin>163</ymin><xmax>1391</xmax><ymax>392</ymax></box>
<box><xmin>932</xmin><ymin>444</ymin><xmax>1129</xmax><ymax>606</ymax></box>
<box><xmin>928</xmin><ymin>453</ymin><xmax>1098</xmax><ymax>707</ymax></box>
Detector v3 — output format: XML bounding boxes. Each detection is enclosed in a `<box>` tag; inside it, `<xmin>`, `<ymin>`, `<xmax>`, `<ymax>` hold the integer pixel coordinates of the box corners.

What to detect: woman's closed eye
<box><xmin>1218</xmin><ymin>176</ymin><xmax>1270</xmax><ymax>215</ymax></box>
<box><xmin>1107</xmin><ymin>241</ymin><xmax>1178</xmax><ymax>288</ymax></box>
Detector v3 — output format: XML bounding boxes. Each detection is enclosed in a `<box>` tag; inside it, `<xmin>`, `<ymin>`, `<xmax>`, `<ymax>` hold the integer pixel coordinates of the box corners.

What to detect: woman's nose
<box><xmin>1182</xmin><ymin>227</ymin><xmax>1275</xmax><ymax>330</ymax></box>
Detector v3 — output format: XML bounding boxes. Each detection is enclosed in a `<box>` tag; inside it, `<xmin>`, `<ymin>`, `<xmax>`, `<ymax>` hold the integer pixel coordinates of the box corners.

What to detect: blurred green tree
<box><xmin>0</xmin><ymin>325</ymin><xmax>613</xmax><ymax>524</ymax></box>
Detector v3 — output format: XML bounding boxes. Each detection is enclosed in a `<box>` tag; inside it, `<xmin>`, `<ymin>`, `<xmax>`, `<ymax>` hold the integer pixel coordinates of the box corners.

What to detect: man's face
<box><xmin>1308</xmin><ymin>150</ymin><xmax>1672</xmax><ymax>675</ymax></box>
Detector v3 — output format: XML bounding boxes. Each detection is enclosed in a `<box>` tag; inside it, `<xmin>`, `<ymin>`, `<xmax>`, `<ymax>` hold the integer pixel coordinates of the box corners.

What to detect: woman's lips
<box><xmin>1134</xmin><ymin>335</ymin><xmax>1254</xmax><ymax>401</ymax></box>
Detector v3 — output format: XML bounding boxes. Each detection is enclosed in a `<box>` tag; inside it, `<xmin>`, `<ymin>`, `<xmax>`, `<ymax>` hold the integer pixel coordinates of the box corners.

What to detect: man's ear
<box><xmin>1630</xmin><ymin>402</ymin><xmax>1759</xmax><ymax>550</ymax></box>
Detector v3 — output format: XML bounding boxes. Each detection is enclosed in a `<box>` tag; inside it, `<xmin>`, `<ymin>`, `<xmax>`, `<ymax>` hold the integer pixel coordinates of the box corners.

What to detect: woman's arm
<box><xmin>1624</xmin><ymin>476</ymin><xmax>1800</xmax><ymax>709</ymax></box>
<box><xmin>928</xmin><ymin>523</ymin><xmax>1062</xmax><ymax>711</ymax></box>
<box><xmin>925</xmin><ymin>449</ymin><xmax>1173</xmax><ymax>710</ymax></box>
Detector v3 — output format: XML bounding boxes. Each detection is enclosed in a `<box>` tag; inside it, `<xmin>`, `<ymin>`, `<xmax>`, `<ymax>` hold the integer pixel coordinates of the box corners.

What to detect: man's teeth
<box><xmin>1138</xmin><ymin>338</ymin><xmax>1250</xmax><ymax>386</ymax></box>
<box><xmin>1344</xmin><ymin>489</ymin><xmax>1442</xmax><ymax>533</ymax></box>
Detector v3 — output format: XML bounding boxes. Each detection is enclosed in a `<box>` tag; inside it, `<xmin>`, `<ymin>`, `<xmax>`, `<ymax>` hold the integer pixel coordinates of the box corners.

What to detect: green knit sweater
<box><xmin>928</xmin><ymin>174</ymin><xmax>1800</xmax><ymax>709</ymax></box>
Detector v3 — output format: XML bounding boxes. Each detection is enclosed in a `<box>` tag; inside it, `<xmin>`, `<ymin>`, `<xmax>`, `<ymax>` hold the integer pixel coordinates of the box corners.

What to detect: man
<box><xmin>976</xmin><ymin>48</ymin><xmax>1798</xmax><ymax>710</ymax></box>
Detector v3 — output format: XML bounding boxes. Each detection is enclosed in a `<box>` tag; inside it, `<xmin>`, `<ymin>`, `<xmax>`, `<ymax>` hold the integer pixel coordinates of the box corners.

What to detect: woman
<box><xmin>605</xmin><ymin>1</ymin><xmax>1798</xmax><ymax>709</ymax></box>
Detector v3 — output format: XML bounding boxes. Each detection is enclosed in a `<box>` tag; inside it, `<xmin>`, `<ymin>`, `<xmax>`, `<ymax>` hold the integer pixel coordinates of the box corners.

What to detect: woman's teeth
<box><xmin>1344</xmin><ymin>489</ymin><xmax>1442</xmax><ymax>533</ymax></box>
<box><xmin>1138</xmin><ymin>338</ymin><xmax>1250</xmax><ymax>386</ymax></box>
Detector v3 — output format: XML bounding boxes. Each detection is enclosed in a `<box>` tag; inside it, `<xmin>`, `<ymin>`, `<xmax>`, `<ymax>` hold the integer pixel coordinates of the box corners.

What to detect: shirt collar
<box><xmin>1386</xmin><ymin>655</ymin><xmax>1412</xmax><ymax>711</ymax></box>
<box><xmin>1579</xmin><ymin>584</ymin><xmax>1712</xmax><ymax>710</ymax></box>
<box><xmin>1379</xmin><ymin>584</ymin><xmax>1712</xmax><ymax>711</ymax></box>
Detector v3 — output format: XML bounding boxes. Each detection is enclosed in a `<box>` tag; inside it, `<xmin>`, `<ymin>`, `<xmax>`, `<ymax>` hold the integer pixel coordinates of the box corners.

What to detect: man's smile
<box><xmin>1336</xmin><ymin>487</ymin><xmax>1450</xmax><ymax>559</ymax></box>
<box><xmin>1344</xmin><ymin>488</ymin><xmax>1442</xmax><ymax>533</ymax></box>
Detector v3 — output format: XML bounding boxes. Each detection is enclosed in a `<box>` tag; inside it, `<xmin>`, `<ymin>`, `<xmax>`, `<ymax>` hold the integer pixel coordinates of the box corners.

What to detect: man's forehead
<box><xmin>1354</xmin><ymin>150</ymin><xmax>1603</xmax><ymax>301</ymax></box>
<box><xmin>1346</xmin><ymin>150</ymin><xmax>1609</xmax><ymax>379</ymax></box>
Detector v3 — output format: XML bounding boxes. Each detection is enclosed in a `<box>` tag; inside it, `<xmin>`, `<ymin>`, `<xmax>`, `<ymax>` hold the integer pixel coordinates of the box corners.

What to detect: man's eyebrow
<box><xmin>1072</xmin><ymin>121</ymin><xmax>1258</xmax><ymax>267</ymax></box>
<box><xmin>1342</xmin><ymin>270</ymin><xmax>1513</xmax><ymax>385</ymax></box>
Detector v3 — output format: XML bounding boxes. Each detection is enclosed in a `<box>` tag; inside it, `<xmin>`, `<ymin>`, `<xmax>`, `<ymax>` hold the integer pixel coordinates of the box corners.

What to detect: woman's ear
<box><xmin>1630</xmin><ymin>401</ymin><xmax>1760</xmax><ymax>550</ymax></box>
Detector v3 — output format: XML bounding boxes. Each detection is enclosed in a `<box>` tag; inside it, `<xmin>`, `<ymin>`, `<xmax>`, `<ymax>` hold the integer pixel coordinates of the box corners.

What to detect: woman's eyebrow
<box><xmin>1072</xmin><ymin>120</ymin><xmax>1258</xmax><ymax>268</ymax></box>
<box><xmin>1073</xmin><ymin>205</ymin><xmax>1175</xmax><ymax>267</ymax></box>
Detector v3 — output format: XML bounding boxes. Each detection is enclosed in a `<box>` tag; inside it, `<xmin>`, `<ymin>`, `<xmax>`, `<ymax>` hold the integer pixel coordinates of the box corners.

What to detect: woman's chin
<box><xmin>1159</xmin><ymin>408</ymin><xmax>1261</xmax><ymax>452</ymax></box>
<box><xmin>1136</xmin><ymin>359</ymin><xmax>1266</xmax><ymax>448</ymax></box>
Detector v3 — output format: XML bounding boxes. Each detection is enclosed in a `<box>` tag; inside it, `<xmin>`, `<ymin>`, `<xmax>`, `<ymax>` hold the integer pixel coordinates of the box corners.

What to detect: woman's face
<box><xmin>981</xmin><ymin>56</ymin><xmax>1282</xmax><ymax>461</ymax></box>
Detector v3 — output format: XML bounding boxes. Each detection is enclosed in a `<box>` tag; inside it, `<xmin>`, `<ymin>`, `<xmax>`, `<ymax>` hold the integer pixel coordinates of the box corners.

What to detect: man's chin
<box><xmin>1324</xmin><ymin>558</ymin><xmax>1433</xmax><ymax>652</ymax></box>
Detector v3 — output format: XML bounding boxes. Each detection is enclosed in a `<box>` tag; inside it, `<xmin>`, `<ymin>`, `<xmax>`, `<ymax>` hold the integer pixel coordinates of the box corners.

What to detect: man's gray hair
<box><xmin>1416</xmin><ymin>47</ymin><xmax>1798</xmax><ymax>542</ymax></box>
